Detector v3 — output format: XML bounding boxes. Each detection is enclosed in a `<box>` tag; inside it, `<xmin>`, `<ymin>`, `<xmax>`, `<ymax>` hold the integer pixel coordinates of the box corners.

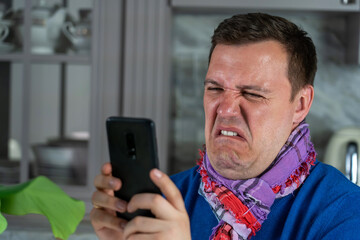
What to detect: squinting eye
<box><xmin>244</xmin><ymin>92</ymin><xmax>263</xmax><ymax>98</ymax></box>
<box><xmin>207</xmin><ymin>87</ymin><xmax>223</xmax><ymax>91</ymax></box>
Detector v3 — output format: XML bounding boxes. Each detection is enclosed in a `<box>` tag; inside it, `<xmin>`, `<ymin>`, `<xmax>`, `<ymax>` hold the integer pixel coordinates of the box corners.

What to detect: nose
<box><xmin>217</xmin><ymin>91</ymin><xmax>241</xmax><ymax>116</ymax></box>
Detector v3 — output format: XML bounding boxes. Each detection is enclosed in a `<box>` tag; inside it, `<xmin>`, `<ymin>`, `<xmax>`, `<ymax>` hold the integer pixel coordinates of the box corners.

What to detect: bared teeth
<box><xmin>221</xmin><ymin>130</ymin><xmax>238</xmax><ymax>136</ymax></box>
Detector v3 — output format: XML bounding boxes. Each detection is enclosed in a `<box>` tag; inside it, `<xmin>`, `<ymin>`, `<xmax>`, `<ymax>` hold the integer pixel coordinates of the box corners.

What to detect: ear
<box><xmin>292</xmin><ymin>85</ymin><xmax>314</xmax><ymax>127</ymax></box>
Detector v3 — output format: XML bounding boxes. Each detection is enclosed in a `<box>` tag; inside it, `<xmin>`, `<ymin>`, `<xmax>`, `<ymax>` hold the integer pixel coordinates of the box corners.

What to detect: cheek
<box><xmin>203</xmin><ymin>96</ymin><xmax>218</xmax><ymax>138</ymax></box>
<box><xmin>203</xmin><ymin>95</ymin><xmax>217</xmax><ymax>117</ymax></box>
<box><xmin>245</xmin><ymin>104</ymin><xmax>285</xmax><ymax>137</ymax></box>
<box><xmin>245</xmin><ymin>104</ymin><xmax>269</xmax><ymax>127</ymax></box>
<box><xmin>250</xmin><ymin>104</ymin><xmax>294</xmax><ymax>141</ymax></box>
<box><xmin>249</xmin><ymin>100</ymin><xmax>294</xmax><ymax>125</ymax></box>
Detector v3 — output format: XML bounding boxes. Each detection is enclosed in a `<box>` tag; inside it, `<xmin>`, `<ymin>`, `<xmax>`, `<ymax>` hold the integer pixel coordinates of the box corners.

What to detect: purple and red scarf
<box><xmin>198</xmin><ymin>122</ymin><xmax>316</xmax><ymax>240</ymax></box>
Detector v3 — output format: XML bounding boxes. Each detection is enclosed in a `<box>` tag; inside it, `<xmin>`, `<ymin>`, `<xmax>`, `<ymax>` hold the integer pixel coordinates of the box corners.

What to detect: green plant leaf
<box><xmin>0</xmin><ymin>200</ymin><xmax>8</xmax><ymax>234</ymax></box>
<box><xmin>0</xmin><ymin>176</ymin><xmax>85</xmax><ymax>240</ymax></box>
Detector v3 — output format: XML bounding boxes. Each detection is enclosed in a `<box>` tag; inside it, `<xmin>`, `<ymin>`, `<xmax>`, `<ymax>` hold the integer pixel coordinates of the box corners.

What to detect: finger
<box><xmin>123</xmin><ymin>216</ymin><xmax>164</xmax><ymax>239</ymax></box>
<box><xmin>90</xmin><ymin>207</ymin><xmax>127</xmax><ymax>232</ymax></box>
<box><xmin>127</xmin><ymin>193</ymin><xmax>175</xmax><ymax>219</ymax></box>
<box><xmin>94</xmin><ymin>174</ymin><xmax>122</xmax><ymax>192</ymax></box>
<box><xmin>92</xmin><ymin>190</ymin><xmax>128</xmax><ymax>213</ymax></box>
<box><xmin>150</xmin><ymin>169</ymin><xmax>186</xmax><ymax>212</ymax></box>
<box><xmin>102</xmin><ymin>162</ymin><xmax>113</xmax><ymax>176</ymax></box>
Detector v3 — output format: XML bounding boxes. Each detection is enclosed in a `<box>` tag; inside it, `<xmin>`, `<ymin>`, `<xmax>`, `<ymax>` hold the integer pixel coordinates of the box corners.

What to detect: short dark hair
<box><xmin>209</xmin><ymin>13</ymin><xmax>317</xmax><ymax>101</ymax></box>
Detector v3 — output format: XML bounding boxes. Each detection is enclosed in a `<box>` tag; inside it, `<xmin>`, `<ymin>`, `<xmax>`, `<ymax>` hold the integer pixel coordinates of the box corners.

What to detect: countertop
<box><xmin>1</xmin><ymin>213</ymin><xmax>98</xmax><ymax>240</ymax></box>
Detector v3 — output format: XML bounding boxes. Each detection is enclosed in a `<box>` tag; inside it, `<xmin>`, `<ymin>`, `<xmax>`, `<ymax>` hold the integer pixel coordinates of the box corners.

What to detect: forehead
<box><xmin>206</xmin><ymin>41</ymin><xmax>290</xmax><ymax>90</ymax></box>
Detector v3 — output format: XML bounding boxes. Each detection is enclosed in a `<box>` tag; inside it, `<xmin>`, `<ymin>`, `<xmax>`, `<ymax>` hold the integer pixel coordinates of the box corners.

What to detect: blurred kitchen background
<box><xmin>1</xmin><ymin>0</ymin><xmax>360</xmax><ymax>238</ymax></box>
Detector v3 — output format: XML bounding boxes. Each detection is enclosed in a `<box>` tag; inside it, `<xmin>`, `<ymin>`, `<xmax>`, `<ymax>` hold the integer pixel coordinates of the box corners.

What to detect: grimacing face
<box><xmin>204</xmin><ymin>41</ymin><xmax>313</xmax><ymax>180</ymax></box>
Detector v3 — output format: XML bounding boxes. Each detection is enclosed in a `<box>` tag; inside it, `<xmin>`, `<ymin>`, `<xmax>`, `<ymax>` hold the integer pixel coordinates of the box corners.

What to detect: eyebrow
<box><xmin>204</xmin><ymin>79</ymin><xmax>271</xmax><ymax>93</ymax></box>
<box><xmin>204</xmin><ymin>79</ymin><xmax>221</xmax><ymax>86</ymax></box>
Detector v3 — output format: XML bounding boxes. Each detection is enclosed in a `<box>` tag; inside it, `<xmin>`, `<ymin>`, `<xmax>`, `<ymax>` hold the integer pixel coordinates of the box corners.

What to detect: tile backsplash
<box><xmin>170</xmin><ymin>12</ymin><xmax>360</xmax><ymax>174</ymax></box>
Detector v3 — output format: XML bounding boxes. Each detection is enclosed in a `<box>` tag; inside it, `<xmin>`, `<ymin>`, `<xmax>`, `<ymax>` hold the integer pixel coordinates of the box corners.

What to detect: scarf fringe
<box><xmin>272</xmin><ymin>151</ymin><xmax>316</xmax><ymax>194</ymax></box>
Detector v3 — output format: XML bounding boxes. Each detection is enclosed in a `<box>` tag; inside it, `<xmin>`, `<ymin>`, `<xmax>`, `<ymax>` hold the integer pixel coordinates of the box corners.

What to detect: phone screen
<box><xmin>106</xmin><ymin>116</ymin><xmax>161</xmax><ymax>220</ymax></box>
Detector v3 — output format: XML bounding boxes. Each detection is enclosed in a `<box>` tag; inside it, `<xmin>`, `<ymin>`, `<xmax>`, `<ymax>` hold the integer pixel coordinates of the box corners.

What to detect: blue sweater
<box><xmin>171</xmin><ymin>162</ymin><xmax>360</xmax><ymax>239</ymax></box>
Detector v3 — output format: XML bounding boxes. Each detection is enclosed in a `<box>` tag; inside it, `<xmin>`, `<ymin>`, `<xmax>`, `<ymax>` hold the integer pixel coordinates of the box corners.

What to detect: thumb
<box><xmin>149</xmin><ymin>169</ymin><xmax>186</xmax><ymax>212</ymax></box>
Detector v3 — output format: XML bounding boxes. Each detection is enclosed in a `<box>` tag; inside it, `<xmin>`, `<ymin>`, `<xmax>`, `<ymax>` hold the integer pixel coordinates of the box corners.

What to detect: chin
<box><xmin>208</xmin><ymin>150</ymin><xmax>253</xmax><ymax>180</ymax></box>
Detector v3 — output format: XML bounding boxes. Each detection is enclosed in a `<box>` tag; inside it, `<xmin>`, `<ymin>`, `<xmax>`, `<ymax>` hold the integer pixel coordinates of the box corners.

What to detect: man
<box><xmin>90</xmin><ymin>13</ymin><xmax>360</xmax><ymax>239</ymax></box>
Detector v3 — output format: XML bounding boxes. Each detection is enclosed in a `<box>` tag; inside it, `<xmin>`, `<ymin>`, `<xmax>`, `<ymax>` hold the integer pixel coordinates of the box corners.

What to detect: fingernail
<box><xmin>109</xmin><ymin>179</ymin><xmax>115</xmax><ymax>186</ymax></box>
<box><xmin>109</xmin><ymin>179</ymin><xmax>119</xmax><ymax>188</ymax></box>
<box><xmin>116</xmin><ymin>201</ymin><xmax>126</xmax><ymax>211</ymax></box>
<box><xmin>153</xmin><ymin>169</ymin><xmax>162</xmax><ymax>178</ymax></box>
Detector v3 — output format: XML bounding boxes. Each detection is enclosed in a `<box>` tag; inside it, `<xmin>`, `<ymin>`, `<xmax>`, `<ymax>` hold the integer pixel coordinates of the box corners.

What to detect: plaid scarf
<box><xmin>198</xmin><ymin>122</ymin><xmax>316</xmax><ymax>240</ymax></box>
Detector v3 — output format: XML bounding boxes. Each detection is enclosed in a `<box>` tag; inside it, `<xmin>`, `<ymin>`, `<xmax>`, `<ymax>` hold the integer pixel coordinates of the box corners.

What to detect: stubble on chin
<box><xmin>208</xmin><ymin>149</ymin><xmax>246</xmax><ymax>178</ymax></box>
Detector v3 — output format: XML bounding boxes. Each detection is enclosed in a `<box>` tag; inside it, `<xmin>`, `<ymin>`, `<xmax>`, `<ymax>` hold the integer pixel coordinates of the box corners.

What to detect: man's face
<box><xmin>204</xmin><ymin>41</ymin><xmax>301</xmax><ymax>180</ymax></box>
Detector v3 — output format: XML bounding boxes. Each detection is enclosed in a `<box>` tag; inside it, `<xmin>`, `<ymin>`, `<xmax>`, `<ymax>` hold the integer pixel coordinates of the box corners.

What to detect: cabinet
<box><xmin>171</xmin><ymin>0</ymin><xmax>360</xmax><ymax>65</ymax></box>
<box><xmin>0</xmin><ymin>0</ymin><xmax>122</xmax><ymax>208</ymax></box>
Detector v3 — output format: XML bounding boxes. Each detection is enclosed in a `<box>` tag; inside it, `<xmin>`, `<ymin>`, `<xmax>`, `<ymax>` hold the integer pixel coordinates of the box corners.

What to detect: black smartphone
<box><xmin>106</xmin><ymin>116</ymin><xmax>161</xmax><ymax>220</ymax></box>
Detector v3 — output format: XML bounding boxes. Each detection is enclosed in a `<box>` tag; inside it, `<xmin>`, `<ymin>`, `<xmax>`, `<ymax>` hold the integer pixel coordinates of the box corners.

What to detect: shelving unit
<box><xmin>0</xmin><ymin>0</ymin><xmax>123</xmax><ymax>204</ymax></box>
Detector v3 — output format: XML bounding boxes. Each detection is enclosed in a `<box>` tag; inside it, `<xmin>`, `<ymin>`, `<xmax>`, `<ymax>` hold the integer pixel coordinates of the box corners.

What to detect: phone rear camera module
<box><xmin>126</xmin><ymin>132</ymin><xmax>136</xmax><ymax>160</ymax></box>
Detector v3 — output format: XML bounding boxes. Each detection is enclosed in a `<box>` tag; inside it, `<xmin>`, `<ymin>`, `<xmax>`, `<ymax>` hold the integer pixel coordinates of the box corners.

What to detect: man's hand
<box><xmin>123</xmin><ymin>169</ymin><xmax>191</xmax><ymax>240</ymax></box>
<box><xmin>90</xmin><ymin>163</ymin><xmax>128</xmax><ymax>240</ymax></box>
<box><xmin>90</xmin><ymin>163</ymin><xmax>191</xmax><ymax>240</ymax></box>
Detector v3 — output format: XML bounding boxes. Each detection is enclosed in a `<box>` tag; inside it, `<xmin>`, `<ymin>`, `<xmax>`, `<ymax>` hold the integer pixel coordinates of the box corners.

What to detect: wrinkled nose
<box><xmin>217</xmin><ymin>91</ymin><xmax>241</xmax><ymax>116</ymax></box>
